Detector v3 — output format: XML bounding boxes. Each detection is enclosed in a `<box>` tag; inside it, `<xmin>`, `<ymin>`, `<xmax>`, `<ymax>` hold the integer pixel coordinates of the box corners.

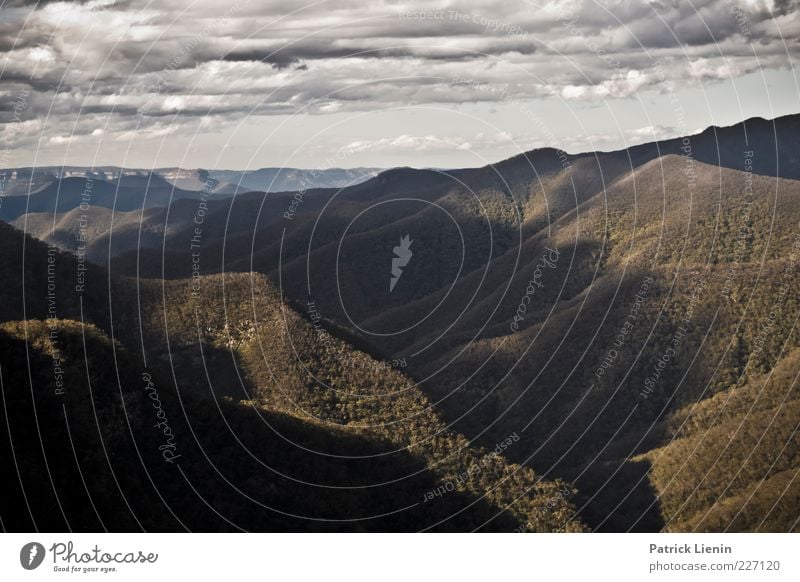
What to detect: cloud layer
<box><xmin>1</xmin><ymin>0</ymin><xmax>798</xmax><ymax>166</ymax></box>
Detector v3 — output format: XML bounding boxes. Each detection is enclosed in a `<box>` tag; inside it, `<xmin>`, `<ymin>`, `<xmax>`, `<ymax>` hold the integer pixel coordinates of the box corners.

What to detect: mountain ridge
<box><xmin>2</xmin><ymin>112</ymin><xmax>799</xmax><ymax>531</ymax></box>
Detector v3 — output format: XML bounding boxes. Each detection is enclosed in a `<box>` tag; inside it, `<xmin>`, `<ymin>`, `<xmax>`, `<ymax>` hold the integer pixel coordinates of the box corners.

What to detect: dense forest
<box><xmin>2</xmin><ymin>114</ymin><xmax>799</xmax><ymax>532</ymax></box>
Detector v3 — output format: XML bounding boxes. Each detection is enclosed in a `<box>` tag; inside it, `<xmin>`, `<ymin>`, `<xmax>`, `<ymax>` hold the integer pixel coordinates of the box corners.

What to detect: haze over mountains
<box><xmin>2</xmin><ymin>113</ymin><xmax>799</xmax><ymax>532</ymax></box>
<box><xmin>1</xmin><ymin>165</ymin><xmax>379</xmax><ymax>201</ymax></box>
<box><xmin>1</xmin><ymin>165</ymin><xmax>381</xmax><ymax>263</ymax></box>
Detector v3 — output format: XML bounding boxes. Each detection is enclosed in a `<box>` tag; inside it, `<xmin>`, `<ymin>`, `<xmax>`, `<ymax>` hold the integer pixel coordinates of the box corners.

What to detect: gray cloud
<box><xmin>0</xmin><ymin>0</ymin><xmax>797</xmax><ymax>166</ymax></box>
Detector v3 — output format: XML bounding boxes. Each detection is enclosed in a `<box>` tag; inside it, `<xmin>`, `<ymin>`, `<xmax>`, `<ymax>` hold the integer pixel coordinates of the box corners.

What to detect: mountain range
<box><xmin>1</xmin><ymin>113</ymin><xmax>798</xmax><ymax>532</ymax></box>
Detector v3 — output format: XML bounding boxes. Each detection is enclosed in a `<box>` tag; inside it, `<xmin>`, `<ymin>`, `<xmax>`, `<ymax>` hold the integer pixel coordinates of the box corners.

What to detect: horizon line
<box><xmin>2</xmin><ymin>111</ymin><xmax>795</xmax><ymax>175</ymax></box>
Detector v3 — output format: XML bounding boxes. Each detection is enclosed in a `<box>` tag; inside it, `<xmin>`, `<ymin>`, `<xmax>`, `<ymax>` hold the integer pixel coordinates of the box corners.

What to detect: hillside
<box><xmin>120</xmin><ymin>271</ymin><xmax>585</xmax><ymax>531</ymax></box>
<box><xmin>3</xmin><ymin>113</ymin><xmax>799</xmax><ymax>532</ymax></box>
<box><xmin>0</xmin><ymin>220</ymin><xmax>583</xmax><ymax>532</ymax></box>
<box><xmin>639</xmin><ymin>348</ymin><xmax>800</xmax><ymax>532</ymax></box>
<box><xmin>95</xmin><ymin>114</ymin><xmax>800</xmax><ymax>532</ymax></box>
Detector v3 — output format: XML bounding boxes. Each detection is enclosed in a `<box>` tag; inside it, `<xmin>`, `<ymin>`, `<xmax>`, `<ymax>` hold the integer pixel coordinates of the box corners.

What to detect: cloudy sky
<box><xmin>1</xmin><ymin>0</ymin><xmax>798</xmax><ymax>169</ymax></box>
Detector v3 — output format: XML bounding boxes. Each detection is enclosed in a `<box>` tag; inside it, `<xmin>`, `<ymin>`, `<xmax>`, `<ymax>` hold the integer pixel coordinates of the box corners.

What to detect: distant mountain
<box><xmin>207</xmin><ymin>167</ymin><xmax>381</xmax><ymax>192</ymax></box>
<box><xmin>0</xmin><ymin>173</ymin><xmax>216</xmax><ymax>223</ymax></box>
<box><xmin>1</xmin><ymin>165</ymin><xmax>381</xmax><ymax>197</ymax></box>
<box><xmin>2</xmin><ymin>165</ymin><xmax>381</xmax><ymax>262</ymax></box>
<box><xmin>10</xmin><ymin>204</ymin><xmax>190</xmax><ymax>263</ymax></box>
<box><xmin>489</xmin><ymin>114</ymin><xmax>800</xmax><ymax>182</ymax></box>
<box><xmin>12</xmin><ymin>187</ymin><xmax>341</xmax><ymax>265</ymax></box>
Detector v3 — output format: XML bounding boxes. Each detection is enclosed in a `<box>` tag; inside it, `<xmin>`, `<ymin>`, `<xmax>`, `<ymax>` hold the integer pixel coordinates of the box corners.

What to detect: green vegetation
<box><xmin>3</xmin><ymin>115</ymin><xmax>800</xmax><ymax>531</ymax></box>
<box><xmin>0</xmin><ymin>221</ymin><xmax>584</xmax><ymax>531</ymax></box>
